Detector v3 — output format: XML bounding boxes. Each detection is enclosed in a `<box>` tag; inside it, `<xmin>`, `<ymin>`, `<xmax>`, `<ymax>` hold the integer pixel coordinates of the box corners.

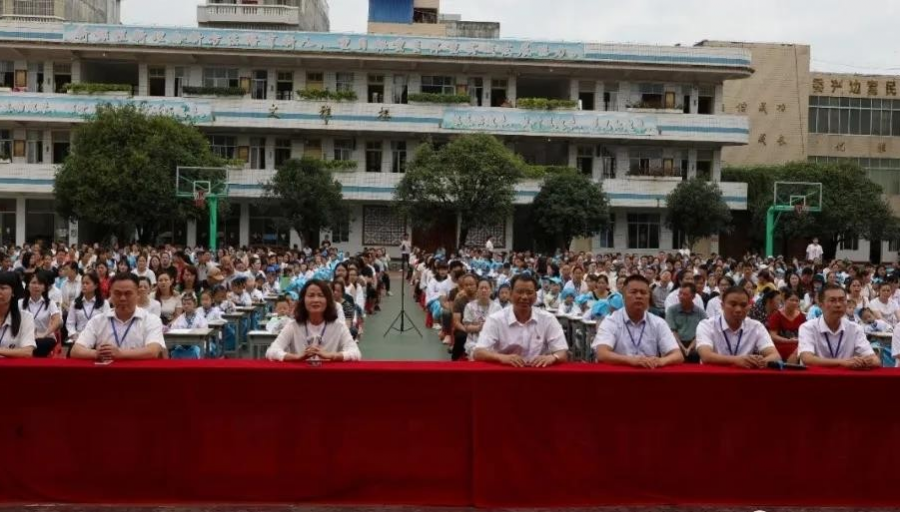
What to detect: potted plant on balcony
<box><xmin>65</xmin><ymin>83</ymin><xmax>133</xmax><ymax>97</ymax></box>
<box><xmin>407</xmin><ymin>92</ymin><xmax>471</xmax><ymax>106</ymax></box>
<box><xmin>626</xmin><ymin>100</ymin><xmax>684</xmax><ymax>114</ymax></box>
<box><xmin>516</xmin><ymin>98</ymin><xmax>579</xmax><ymax>111</ymax></box>
<box><xmin>182</xmin><ymin>86</ymin><xmax>246</xmax><ymax>99</ymax></box>
<box><xmin>296</xmin><ymin>89</ymin><xmax>357</xmax><ymax>102</ymax></box>
<box><xmin>0</xmin><ymin>150</ymin><xmax>10</xmax><ymax>164</ymax></box>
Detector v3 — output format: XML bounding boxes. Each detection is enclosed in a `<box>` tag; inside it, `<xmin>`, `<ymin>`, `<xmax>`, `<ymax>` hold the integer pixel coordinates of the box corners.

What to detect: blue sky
<box><xmin>121</xmin><ymin>0</ymin><xmax>900</xmax><ymax>74</ymax></box>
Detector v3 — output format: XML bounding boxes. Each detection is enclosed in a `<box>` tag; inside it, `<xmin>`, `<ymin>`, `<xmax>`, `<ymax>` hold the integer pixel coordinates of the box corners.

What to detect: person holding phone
<box><xmin>70</xmin><ymin>272</ymin><xmax>164</xmax><ymax>362</ymax></box>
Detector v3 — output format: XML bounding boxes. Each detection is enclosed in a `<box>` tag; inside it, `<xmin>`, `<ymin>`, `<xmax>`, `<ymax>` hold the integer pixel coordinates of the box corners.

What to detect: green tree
<box><xmin>55</xmin><ymin>104</ymin><xmax>221</xmax><ymax>243</ymax></box>
<box><xmin>722</xmin><ymin>161</ymin><xmax>899</xmax><ymax>258</ymax></box>
<box><xmin>665</xmin><ymin>178</ymin><xmax>733</xmax><ymax>250</ymax></box>
<box><xmin>263</xmin><ymin>157</ymin><xmax>350</xmax><ymax>248</ymax></box>
<box><xmin>531</xmin><ymin>169</ymin><xmax>610</xmax><ymax>250</ymax></box>
<box><xmin>394</xmin><ymin>134</ymin><xmax>526</xmax><ymax>248</ymax></box>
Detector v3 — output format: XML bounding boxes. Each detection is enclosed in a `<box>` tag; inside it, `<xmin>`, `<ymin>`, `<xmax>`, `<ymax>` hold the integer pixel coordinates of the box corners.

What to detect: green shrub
<box><xmin>65</xmin><ymin>83</ymin><xmax>133</xmax><ymax>95</ymax></box>
<box><xmin>516</xmin><ymin>98</ymin><xmax>578</xmax><ymax>110</ymax></box>
<box><xmin>296</xmin><ymin>89</ymin><xmax>358</xmax><ymax>101</ymax></box>
<box><xmin>407</xmin><ymin>92</ymin><xmax>471</xmax><ymax>104</ymax></box>
<box><xmin>181</xmin><ymin>85</ymin><xmax>246</xmax><ymax>96</ymax></box>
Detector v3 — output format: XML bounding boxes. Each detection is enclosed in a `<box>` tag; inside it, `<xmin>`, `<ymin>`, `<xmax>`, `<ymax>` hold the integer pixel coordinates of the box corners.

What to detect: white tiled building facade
<box><xmin>0</xmin><ymin>22</ymin><xmax>751</xmax><ymax>254</ymax></box>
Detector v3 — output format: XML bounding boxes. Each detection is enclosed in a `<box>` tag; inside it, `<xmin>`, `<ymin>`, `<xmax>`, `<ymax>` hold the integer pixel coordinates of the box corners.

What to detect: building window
<box><xmin>576</xmin><ymin>146</ymin><xmax>594</xmax><ymax>176</ymax></box>
<box><xmin>890</xmin><ymin>239</ymin><xmax>900</xmax><ymax>253</ymax></box>
<box><xmin>600</xmin><ymin>147</ymin><xmax>616</xmax><ymax>179</ymax></box>
<box><xmin>0</xmin><ymin>61</ymin><xmax>12</xmax><ymax>88</ymax></box>
<box><xmin>627</xmin><ymin>213</ymin><xmax>660</xmax><ymax>250</ymax></box>
<box><xmin>809</xmin><ymin>96</ymin><xmax>900</xmax><ymax>136</ymax></box>
<box><xmin>251</xmin><ymin>69</ymin><xmax>267</xmax><ymax>100</ymax></box>
<box><xmin>840</xmin><ymin>235</ymin><xmax>859</xmax><ymax>251</ymax></box>
<box><xmin>249</xmin><ymin>137</ymin><xmax>266</xmax><ymax>169</ymax></box>
<box><xmin>208</xmin><ymin>135</ymin><xmax>236</xmax><ymax>160</ymax></box>
<box><xmin>173</xmin><ymin>67</ymin><xmax>186</xmax><ymax>97</ymax></box>
<box><xmin>53</xmin><ymin>62</ymin><xmax>70</xmax><ymax>93</ymax></box>
<box><xmin>391</xmin><ymin>141</ymin><xmax>407</xmax><ymax>173</ymax></box>
<box><xmin>0</xmin><ymin>198</ymin><xmax>16</xmax><ymax>246</ymax></box>
<box><xmin>490</xmin><ymin>79</ymin><xmax>507</xmax><ymax>107</ymax></box>
<box><xmin>333</xmin><ymin>139</ymin><xmax>354</xmax><ymax>161</ymax></box>
<box><xmin>598</xmin><ymin>214</ymin><xmax>615</xmax><ymax>249</ymax></box>
<box><xmin>393</xmin><ymin>74</ymin><xmax>408</xmax><ymax>104</ymax></box>
<box><xmin>203</xmin><ymin>67</ymin><xmax>239</xmax><ymax>89</ymax></box>
<box><xmin>331</xmin><ymin>217</ymin><xmax>350</xmax><ymax>243</ymax></box>
<box><xmin>365</xmin><ymin>141</ymin><xmax>382</xmax><ymax>173</ymax></box>
<box><xmin>672</xmin><ymin>228</ymin><xmax>687</xmax><ymax>250</ymax></box>
<box><xmin>637</xmin><ymin>83</ymin><xmax>665</xmax><ymax>109</ymax></box>
<box><xmin>26</xmin><ymin>130</ymin><xmax>43</xmax><ymax>164</ymax></box>
<box><xmin>306</xmin><ymin>72</ymin><xmax>324</xmax><ymax>91</ymax></box>
<box><xmin>628</xmin><ymin>148</ymin><xmax>663</xmax><ymax>176</ymax></box>
<box><xmin>0</xmin><ymin>129</ymin><xmax>11</xmax><ymax>161</ymax></box>
<box><xmin>368</xmin><ymin>74</ymin><xmax>384</xmax><ymax>103</ymax></box>
<box><xmin>276</xmin><ymin>71</ymin><xmax>293</xmax><ymax>100</ymax></box>
<box><xmin>421</xmin><ymin>75</ymin><xmax>455</xmax><ymax>95</ymax></box>
<box><xmin>148</xmin><ymin>66</ymin><xmax>166</xmax><ymax>97</ymax></box>
<box><xmin>274</xmin><ymin>138</ymin><xmax>291</xmax><ymax>167</ymax></box>
<box><xmin>52</xmin><ymin>131</ymin><xmax>70</xmax><ymax>164</ymax></box>
<box><xmin>335</xmin><ymin>72</ymin><xmax>354</xmax><ymax>93</ymax></box>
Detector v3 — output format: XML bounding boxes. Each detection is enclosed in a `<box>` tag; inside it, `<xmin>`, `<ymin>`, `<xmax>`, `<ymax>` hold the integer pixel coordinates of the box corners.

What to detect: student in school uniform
<box><xmin>21</xmin><ymin>270</ymin><xmax>61</xmax><ymax>358</ymax></box>
<box><xmin>798</xmin><ymin>283</ymin><xmax>880</xmax><ymax>369</ymax></box>
<box><xmin>265</xmin><ymin>296</ymin><xmax>292</xmax><ymax>335</ymax></box>
<box><xmin>198</xmin><ymin>290</ymin><xmax>223</xmax><ymax>322</ymax></box>
<box><xmin>0</xmin><ymin>271</ymin><xmax>36</xmax><ymax>358</ymax></box>
<box><xmin>65</xmin><ymin>272</ymin><xmax>109</xmax><ymax>347</ymax></box>
<box><xmin>169</xmin><ymin>293</ymin><xmax>209</xmax><ymax>360</ymax></box>
<box><xmin>696</xmin><ymin>286</ymin><xmax>781</xmax><ymax>368</ymax></box>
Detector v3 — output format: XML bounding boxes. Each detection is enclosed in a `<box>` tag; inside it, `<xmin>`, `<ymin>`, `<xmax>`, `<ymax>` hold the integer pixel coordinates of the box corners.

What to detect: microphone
<box><xmin>766</xmin><ymin>361</ymin><xmax>807</xmax><ymax>371</ymax></box>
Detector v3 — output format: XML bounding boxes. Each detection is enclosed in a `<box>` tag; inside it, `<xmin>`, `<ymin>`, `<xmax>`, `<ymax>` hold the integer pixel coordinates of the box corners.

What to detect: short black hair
<box><xmin>819</xmin><ymin>282</ymin><xmax>846</xmax><ymax>302</ymax></box>
<box><xmin>680</xmin><ymin>282</ymin><xmax>697</xmax><ymax>295</ymax></box>
<box><xmin>623</xmin><ymin>274</ymin><xmax>650</xmax><ymax>289</ymax></box>
<box><xmin>721</xmin><ymin>285</ymin><xmax>750</xmax><ymax>301</ymax></box>
<box><xmin>110</xmin><ymin>272</ymin><xmax>139</xmax><ymax>288</ymax></box>
<box><xmin>509</xmin><ymin>273</ymin><xmax>539</xmax><ymax>291</ymax></box>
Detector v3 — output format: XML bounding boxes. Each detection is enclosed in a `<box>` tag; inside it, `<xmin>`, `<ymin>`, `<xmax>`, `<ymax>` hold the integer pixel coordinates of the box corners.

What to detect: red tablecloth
<box><xmin>1</xmin><ymin>360</ymin><xmax>899</xmax><ymax>507</ymax></box>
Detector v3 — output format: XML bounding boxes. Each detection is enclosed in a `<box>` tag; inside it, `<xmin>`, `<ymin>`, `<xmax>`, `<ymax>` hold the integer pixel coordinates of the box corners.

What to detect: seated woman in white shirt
<box><xmin>132</xmin><ymin>253</ymin><xmax>157</xmax><ymax>286</ymax></box>
<box><xmin>266</xmin><ymin>279</ymin><xmax>361</xmax><ymax>363</ymax></box>
<box><xmin>153</xmin><ymin>272</ymin><xmax>182</xmax><ymax>325</ymax></box>
<box><xmin>65</xmin><ymin>271</ymin><xmax>109</xmax><ymax>346</ymax></box>
<box><xmin>869</xmin><ymin>282</ymin><xmax>900</xmax><ymax>326</ymax></box>
<box><xmin>0</xmin><ymin>271</ymin><xmax>36</xmax><ymax>358</ymax></box>
<box><xmin>21</xmin><ymin>270</ymin><xmax>61</xmax><ymax>358</ymax></box>
<box><xmin>137</xmin><ymin>276</ymin><xmax>162</xmax><ymax>318</ymax></box>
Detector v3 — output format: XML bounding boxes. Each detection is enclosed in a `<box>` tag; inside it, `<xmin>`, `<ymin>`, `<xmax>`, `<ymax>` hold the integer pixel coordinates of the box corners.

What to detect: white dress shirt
<box><xmin>59</xmin><ymin>276</ymin><xmax>82</xmax><ymax>311</ymax></box>
<box><xmin>266</xmin><ymin>319</ymin><xmax>361</xmax><ymax>362</ymax></box>
<box><xmin>705</xmin><ymin>295</ymin><xmax>723</xmax><ymax>319</ymax></box>
<box><xmin>592</xmin><ymin>308</ymin><xmax>679</xmax><ymax>357</ymax></box>
<box><xmin>65</xmin><ymin>298</ymin><xmax>110</xmax><ymax>340</ymax></box>
<box><xmin>695</xmin><ymin>315</ymin><xmax>775</xmax><ymax>357</ymax></box>
<box><xmin>664</xmin><ymin>289</ymin><xmax>704</xmax><ymax>312</ymax></box>
<box><xmin>0</xmin><ymin>310</ymin><xmax>36</xmax><ymax>353</ymax></box>
<box><xmin>891</xmin><ymin>328</ymin><xmax>900</xmax><ymax>367</ymax></box>
<box><xmin>869</xmin><ymin>298</ymin><xmax>900</xmax><ymax>325</ymax></box>
<box><xmin>75</xmin><ymin>307</ymin><xmax>165</xmax><ymax>350</ymax></box>
<box><xmin>170</xmin><ymin>311</ymin><xmax>209</xmax><ymax>330</ymax></box>
<box><xmin>475</xmin><ymin>307</ymin><xmax>568</xmax><ymax>361</ymax></box>
<box><xmin>20</xmin><ymin>297</ymin><xmax>59</xmax><ymax>336</ymax></box>
<box><xmin>798</xmin><ymin>316</ymin><xmax>875</xmax><ymax>360</ymax></box>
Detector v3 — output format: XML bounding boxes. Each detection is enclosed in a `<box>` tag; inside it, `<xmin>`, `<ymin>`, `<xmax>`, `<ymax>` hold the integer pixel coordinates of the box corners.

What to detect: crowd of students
<box><xmin>410</xmin><ymin>240</ymin><xmax>899</xmax><ymax>368</ymax></box>
<box><xmin>0</xmin><ymin>240</ymin><xmax>392</xmax><ymax>362</ymax></box>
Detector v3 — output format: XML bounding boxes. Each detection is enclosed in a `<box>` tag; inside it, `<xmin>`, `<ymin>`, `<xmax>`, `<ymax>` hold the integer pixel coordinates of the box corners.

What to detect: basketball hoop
<box><xmin>794</xmin><ymin>203</ymin><xmax>808</xmax><ymax>217</ymax></box>
<box><xmin>193</xmin><ymin>189</ymin><xmax>206</xmax><ymax>209</ymax></box>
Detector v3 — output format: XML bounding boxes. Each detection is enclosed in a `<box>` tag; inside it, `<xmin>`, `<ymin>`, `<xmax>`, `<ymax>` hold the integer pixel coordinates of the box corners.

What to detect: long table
<box><xmin>1</xmin><ymin>360</ymin><xmax>899</xmax><ymax>507</ymax></box>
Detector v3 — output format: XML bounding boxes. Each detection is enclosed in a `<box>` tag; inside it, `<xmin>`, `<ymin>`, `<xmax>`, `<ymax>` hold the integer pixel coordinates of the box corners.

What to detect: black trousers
<box><xmin>34</xmin><ymin>336</ymin><xmax>56</xmax><ymax>358</ymax></box>
<box><xmin>451</xmin><ymin>331</ymin><xmax>468</xmax><ymax>361</ymax></box>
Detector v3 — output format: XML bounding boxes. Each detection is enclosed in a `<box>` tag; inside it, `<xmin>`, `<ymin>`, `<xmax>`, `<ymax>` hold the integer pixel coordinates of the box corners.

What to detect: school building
<box><xmin>701</xmin><ymin>40</ymin><xmax>900</xmax><ymax>262</ymax></box>
<box><xmin>0</xmin><ymin>0</ymin><xmax>753</xmax><ymax>254</ymax></box>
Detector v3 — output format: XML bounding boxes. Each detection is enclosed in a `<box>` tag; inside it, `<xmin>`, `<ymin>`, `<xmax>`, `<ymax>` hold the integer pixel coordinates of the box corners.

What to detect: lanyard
<box><xmin>719</xmin><ymin>317</ymin><xmax>744</xmax><ymax>356</ymax></box>
<box><xmin>625</xmin><ymin>320</ymin><xmax>646</xmax><ymax>354</ymax></box>
<box><xmin>110</xmin><ymin>317</ymin><xmax>137</xmax><ymax>348</ymax></box>
<box><xmin>824</xmin><ymin>331</ymin><xmax>844</xmax><ymax>359</ymax></box>
<box><xmin>84</xmin><ymin>302</ymin><xmax>96</xmax><ymax>320</ymax></box>
<box><xmin>0</xmin><ymin>324</ymin><xmax>8</xmax><ymax>347</ymax></box>
<box><xmin>28</xmin><ymin>300</ymin><xmax>45</xmax><ymax>317</ymax></box>
<box><xmin>305</xmin><ymin>322</ymin><xmax>327</xmax><ymax>346</ymax></box>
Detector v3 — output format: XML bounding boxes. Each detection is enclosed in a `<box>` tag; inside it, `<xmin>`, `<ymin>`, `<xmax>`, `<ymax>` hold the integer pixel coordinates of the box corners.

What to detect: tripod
<box><xmin>385</xmin><ymin>257</ymin><xmax>422</xmax><ymax>337</ymax></box>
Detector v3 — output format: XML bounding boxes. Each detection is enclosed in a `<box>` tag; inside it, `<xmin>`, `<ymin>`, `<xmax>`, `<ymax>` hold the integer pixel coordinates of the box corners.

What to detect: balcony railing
<box><xmin>197</xmin><ymin>4</ymin><xmax>300</xmax><ymax>26</ymax></box>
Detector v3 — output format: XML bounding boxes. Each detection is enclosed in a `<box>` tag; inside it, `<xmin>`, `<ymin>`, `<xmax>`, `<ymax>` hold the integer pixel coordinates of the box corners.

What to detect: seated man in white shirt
<box><xmin>70</xmin><ymin>272</ymin><xmax>164</xmax><ymax>361</ymax></box>
<box><xmin>696</xmin><ymin>286</ymin><xmax>781</xmax><ymax>368</ymax></box>
<box><xmin>798</xmin><ymin>283</ymin><xmax>880</xmax><ymax>370</ymax></box>
<box><xmin>474</xmin><ymin>274</ymin><xmax>568</xmax><ymax>368</ymax></box>
<box><xmin>593</xmin><ymin>275</ymin><xmax>684</xmax><ymax>369</ymax></box>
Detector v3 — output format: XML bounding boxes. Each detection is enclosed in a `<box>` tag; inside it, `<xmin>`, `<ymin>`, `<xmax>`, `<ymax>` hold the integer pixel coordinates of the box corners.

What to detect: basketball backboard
<box><xmin>176</xmin><ymin>167</ymin><xmax>229</xmax><ymax>199</ymax></box>
<box><xmin>773</xmin><ymin>181</ymin><xmax>823</xmax><ymax>212</ymax></box>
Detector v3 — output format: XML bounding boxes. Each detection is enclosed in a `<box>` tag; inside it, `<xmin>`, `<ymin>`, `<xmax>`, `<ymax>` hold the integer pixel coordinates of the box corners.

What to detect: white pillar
<box><xmin>239</xmin><ymin>203</ymin><xmax>250</xmax><ymax>248</ymax></box>
<box><xmin>15</xmin><ymin>197</ymin><xmax>25</xmax><ymax>246</ymax></box>
<box><xmin>71</xmin><ymin>60</ymin><xmax>82</xmax><ymax>84</ymax></box>
<box><xmin>43</xmin><ymin>61</ymin><xmax>54</xmax><ymax>92</ymax></box>
<box><xmin>187</xmin><ymin>219</ymin><xmax>198</xmax><ymax>247</ymax></box>
<box><xmin>617</xmin><ymin>81</ymin><xmax>630</xmax><ymax>111</ymax></box>
<box><xmin>267</xmin><ymin>69</ymin><xmax>278</xmax><ymax>100</ymax></box>
<box><xmin>380</xmin><ymin>139</ymin><xmax>391</xmax><ymax>173</ymax></box>
<box><xmin>592</xmin><ymin>148</ymin><xmax>603</xmax><ymax>182</ymax></box>
<box><xmin>690</xmin><ymin>85</ymin><xmax>699</xmax><ymax>115</ymax></box>
<box><xmin>265</xmin><ymin>137</ymin><xmax>276</xmax><ymax>171</ymax></box>
<box><xmin>712</xmin><ymin>149</ymin><xmax>722</xmax><ymax>182</ymax></box>
<box><xmin>570</xmin><ymin>79</ymin><xmax>580</xmax><ymax>103</ymax></box>
<box><xmin>714</xmin><ymin>85</ymin><xmax>724</xmax><ymax>114</ymax></box>
<box><xmin>137</xmin><ymin>62</ymin><xmax>148</xmax><ymax>97</ymax></box>
<box><xmin>615</xmin><ymin>147</ymin><xmax>629</xmax><ymax>179</ymax></box>
<box><xmin>688</xmin><ymin>149</ymin><xmax>698</xmax><ymax>179</ymax></box>
<box><xmin>67</xmin><ymin>219</ymin><xmax>78</xmax><ymax>246</ymax></box>
<box><xmin>595</xmin><ymin>82</ymin><xmax>605</xmax><ymax>111</ymax></box>
<box><xmin>383</xmin><ymin>72</ymin><xmax>394</xmax><ymax>104</ymax></box>
<box><xmin>507</xmin><ymin>75</ymin><xmax>517</xmax><ymax>104</ymax></box>
<box><xmin>164</xmin><ymin>65</ymin><xmax>175</xmax><ymax>97</ymax></box>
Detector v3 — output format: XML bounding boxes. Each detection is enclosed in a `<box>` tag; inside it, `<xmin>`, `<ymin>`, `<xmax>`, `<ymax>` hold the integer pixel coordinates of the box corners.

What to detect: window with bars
<box><xmin>203</xmin><ymin>68</ymin><xmax>239</xmax><ymax>89</ymax></box>
<box><xmin>333</xmin><ymin>139</ymin><xmax>354</xmax><ymax>161</ymax></box>
<box><xmin>391</xmin><ymin>141</ymin><xmax>407</xmax><ymax>173</ymax></box>
<box><xmin>809</xmin><ymin>96</ymin><xmax>900</xmax><ymax>136</ymax></box>
<box><xmin>26</xmin><ymin>130</ymin><xmax>43</xmax><ymax>164</ymax></box>
<box><xmin>365</xmin><ymin>141</ymin><xmax>382</xmax><ymax>173</ymax></box>
<box><xmin>274</xmin><ymin>138</ymin><xmax>292</xmax><ymax>167</ymax></box>
<box><xmin>840</xmin><ymin>235</ymin><xmax>859</xmax><ymax>251</ymax></box>
<box><xmin>306</xmin><ymin>72</ymin><xmax>324</xmax><ymax>91</ymax></box>
<box><xmin>0</xmin><ymin>129</ymin><xmax>11</xmax><ymax>160</ymax></box>
<box><xmin>331</xmin><ymin>218</ymin><xmax>350</xmax><ymax>243</ymax></box>
<box><xmin>576</xmin><ymin>146</ymin><xmax>594</xmax><ymax>176</ymax></box>
<box><xmin>208</xmin><ymin>135</ymin><xmax>236</xmax><ymax>160</ymax></box>
<box><xmin>336</xmin><ymin>72</ymin><xmax>355</xmax><ymax>93</ymax></box>
<box><xmin>627</xmin><ymin>213</ymin><xmax>660</xmax><ymax>249</ymax></box>
<box><xmin>276</xmin><ymin>71</ymin><xmax>293</xmax><ymax>100</ymax></box>
<box><xmin>598</xmin><ymin>214</ymin><xmax>615</xmax><ymax>249</ymax></box>
<box><xmin>249</xmin><ymin>137</ymin><xmax>266</xmax><ymax>169</ymax></box>
<box><xmin>421</xmin><ymin>75</ymin><xmax>455</xmax><ymax>95</ymax></box>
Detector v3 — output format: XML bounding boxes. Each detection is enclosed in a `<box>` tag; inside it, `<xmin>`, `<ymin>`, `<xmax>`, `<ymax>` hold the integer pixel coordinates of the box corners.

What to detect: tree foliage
<box><xmin>263</xmin><ymin>157</ymin><xmax>350</xmax><ymax>248</ymax></box>
<box><xmin>531</xmin><ymin>169</ymin><xmax>610</xmax><ymax>250</ymax></box>
<box><xmin>394</xmin><ymin>134</ymin><xmax>526</xmax><ymax>247</ymax></box>
<box><xmin>665</xmin><ymin>178</ymin><xmax>733</xmax><ymax>249</ymax></box>
<box><xmin>722</xmin><ymin>161</ymin><xmax>899</xmax><ymax>257</ymax></box>
<box><xmin>55</xmin><ymin>104</ymin><xmax>221</xmax><ymax>243</ymax></box>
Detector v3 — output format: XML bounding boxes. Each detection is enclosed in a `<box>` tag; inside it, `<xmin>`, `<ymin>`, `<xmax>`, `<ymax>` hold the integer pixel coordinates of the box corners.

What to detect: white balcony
<box><xmin>197</xmin><ymin>3</ymin><xmax>300</xmax><ymax>27</ymax></box>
